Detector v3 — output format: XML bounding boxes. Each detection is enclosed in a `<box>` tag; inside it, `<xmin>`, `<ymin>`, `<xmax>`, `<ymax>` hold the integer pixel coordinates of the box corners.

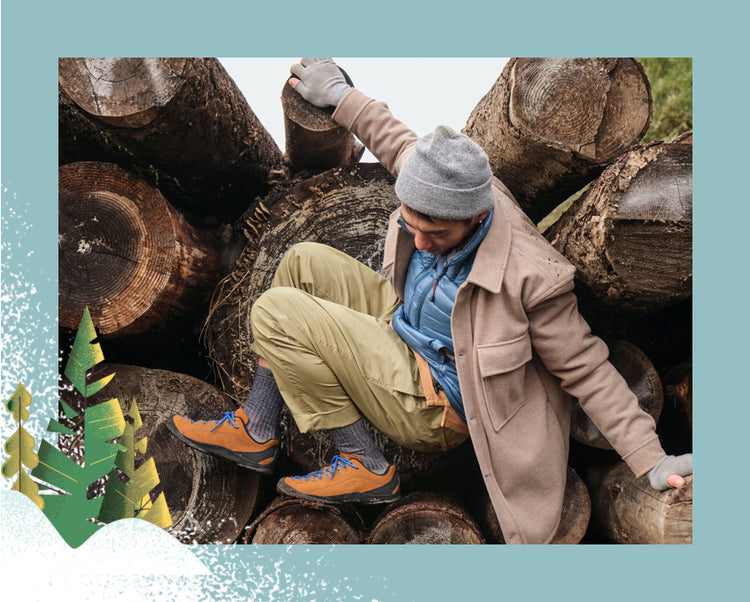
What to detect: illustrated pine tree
<box><xmin>2</xmin><ymin>383</ymin><xmax>44</xmax><ymax>510</ymax></box>
<box><xmin>98</xmin><ymin>397</ymin><xmax>172</xmax><ymax>528</ymax></box>
<box><xmin>31</xmin><ymin>307</ymin><xmax>126</xmax><ymax>547</ymax></box>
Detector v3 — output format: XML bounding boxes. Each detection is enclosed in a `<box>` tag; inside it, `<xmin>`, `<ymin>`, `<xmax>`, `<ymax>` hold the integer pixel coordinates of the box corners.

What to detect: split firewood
<box><xmin>464</xmin><ymin>58</ymin><xmax>652</xmax><ymax>223</ymax></box>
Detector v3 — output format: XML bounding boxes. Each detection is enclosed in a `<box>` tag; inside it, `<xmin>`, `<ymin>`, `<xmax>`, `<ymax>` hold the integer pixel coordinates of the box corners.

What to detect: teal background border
<box><xmin>1</xmin><ymin>0</ymin><xmax>745</xmax><ymax>599</ymax></box>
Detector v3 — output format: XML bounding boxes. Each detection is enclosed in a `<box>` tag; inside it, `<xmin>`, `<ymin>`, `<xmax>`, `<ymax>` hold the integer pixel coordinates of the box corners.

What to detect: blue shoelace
<box><xmin>290</xmin><ymin>455</ymin><xmax>358</xmax><ymax>481</ymax></box>
<box><xmin>183</xmin><ymin>411</ymin><xmax>240</xmax><ymax>431</ymax></box>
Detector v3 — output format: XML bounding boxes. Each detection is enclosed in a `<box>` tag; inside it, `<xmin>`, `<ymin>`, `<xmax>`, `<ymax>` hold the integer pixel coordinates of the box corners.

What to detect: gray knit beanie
<box><xmin>395</xmin><ymin>125</ymin><xmax>494</xmax><ymax>220</ymax></box>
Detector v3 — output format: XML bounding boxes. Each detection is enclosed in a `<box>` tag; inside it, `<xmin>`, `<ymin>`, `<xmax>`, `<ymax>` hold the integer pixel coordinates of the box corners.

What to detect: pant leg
<box><xmin>270</xmin><ymin>241</ymin><xmax>402</xmax><ymax>320</ymax></box>
<box><xmin>250</xmin><ymin>243</ymin><xmax>463</xmax><ymax>453</ymax></box>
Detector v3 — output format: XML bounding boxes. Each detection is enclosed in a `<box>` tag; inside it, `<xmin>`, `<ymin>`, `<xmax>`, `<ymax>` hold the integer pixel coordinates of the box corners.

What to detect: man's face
<box><xmin>398</xmin><ymin>204</ymin><xmax>489</xmax><ymax>255</ymax></box>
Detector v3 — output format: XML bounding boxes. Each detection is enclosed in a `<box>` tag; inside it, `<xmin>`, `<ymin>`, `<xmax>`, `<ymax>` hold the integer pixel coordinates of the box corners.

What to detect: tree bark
<box><xmin>571</xmin><ymin>340</ymin><xmax>663</xmax><ymax>449</ymax></box>
<box><xmin>464</xmin><ymin>58</ymin><xmax>653</xmax><ymax>223</ymax></box>
<box><xmin>203</xmin><ymin>162</ymin><xmax>398</xmax><ymax>401</ymax></box>
<box><xmin>366</xmin><ymin>492</ymin><xmax>485</xmax><ymax>544</ymax></box>
<box><xmin>281</xmin><ymin>71</ymin><xmax>364</xmax><ymax>174</ymax></box>
<box><xmin>88</xmin><ymin>364</ymin><xmax>263</xmax><ymax>544</ymax></box>
<box><xmin>585</xmin><ymin>459</ymin><xmax>692</xmax><ymax>544</ymax></box>
<box><xmin>244</xmin><ymin>496</ymin><xmax>363</xmax><ymax>544</ymax></box>
<box><xmin>545</xmin><ymin>139</ymin><xmax>692</xmax><ymax>314</ymax></box>
<box><xmin>58</xmin><ymin>57</ymin><xmax>284</xmax><ymax>221</ymax></box>
<box><xmin>59</xmin><ymin>162</ymin><xmax>223</xmax><ymax>337</ymax></box>
<box><xmin>480</xmin><ymin>467</ymin><xmax>591</xmax><ymax>544</ymax></box>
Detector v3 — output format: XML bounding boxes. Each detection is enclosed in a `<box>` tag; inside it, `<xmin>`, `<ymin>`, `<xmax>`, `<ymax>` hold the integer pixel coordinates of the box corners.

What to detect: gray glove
<box><xmin>289</xmin><ymin>57</ymin><xmax>352</xmax><ymax>108</ymax></box>
<box><xmin>646</xmin><ymin>454</ymin><xmax>693</xmax><ymax>490</ymax></box>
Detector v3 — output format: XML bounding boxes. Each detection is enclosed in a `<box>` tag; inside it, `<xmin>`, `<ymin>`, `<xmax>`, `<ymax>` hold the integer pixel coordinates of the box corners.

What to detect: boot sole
<box><xmin>276</xmin><ymin>479</ymin><xmax>401</xmax><ymax>505</ymax></box>
<box><xmin>166</xmin><ymin>419</ymin><xmax>277</xmax><ymax>475</ymax></box>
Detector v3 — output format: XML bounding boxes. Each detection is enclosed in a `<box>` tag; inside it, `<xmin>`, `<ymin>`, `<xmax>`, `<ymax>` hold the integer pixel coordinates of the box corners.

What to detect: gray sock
<box><xmin>242</xmin><ymin>366</ymin><xmax>284</xmax><ymax>443</ymax></box>
<box><xmin>328</xmin><ymin>419</ymin><xmax>390</xmax><ymax>474</ymax></box>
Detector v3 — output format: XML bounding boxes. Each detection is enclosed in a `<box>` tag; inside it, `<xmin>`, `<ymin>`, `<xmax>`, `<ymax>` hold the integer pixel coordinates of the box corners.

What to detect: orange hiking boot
<box><xmin>276</xmin><ymin>453</ymin><xmax>401</xmax><ymax>504</ymax></box>
<box><xmin>167</xmin><ymin>408</ymin><xmax>278</xmax><ymax>474</ymax></box>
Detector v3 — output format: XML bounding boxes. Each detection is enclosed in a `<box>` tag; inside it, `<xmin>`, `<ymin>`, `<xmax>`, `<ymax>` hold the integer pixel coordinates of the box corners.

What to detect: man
<box><xmin>168</xmin><ymin>58</ymin><xmax>692</xmax><ymax>544</ymax></box>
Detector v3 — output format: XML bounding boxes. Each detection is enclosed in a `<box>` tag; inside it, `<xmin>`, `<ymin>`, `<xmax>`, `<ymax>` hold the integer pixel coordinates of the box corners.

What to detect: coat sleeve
<box><xmin>525</xmin><ymin>281</ymin><xmax>666</xmax><ymax>477</ymax></box>
<box><xmin>332</xmin><ymin>89</ymin><xmax>418</xmax><ymax>177</ymax></box>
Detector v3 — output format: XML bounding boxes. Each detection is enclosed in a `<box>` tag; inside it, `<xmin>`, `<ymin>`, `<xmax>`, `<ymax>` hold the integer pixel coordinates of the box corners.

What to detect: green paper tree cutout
<box><xmin>30</xmin><ymin>306</ymin><xmax>126</xmax><ymax>547</ymax></box>
<box><xmin>98</xmin><ymin>398</ymin><xmax>172</xmax><ymax>529</ymax></box>
<box><xmin>2</xmin><ymin>383</ymin><xmax>44</xmax><ymax>510</ymax></box>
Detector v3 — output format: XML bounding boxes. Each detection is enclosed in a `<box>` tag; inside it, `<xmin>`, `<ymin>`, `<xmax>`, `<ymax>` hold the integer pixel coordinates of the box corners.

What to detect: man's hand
<box><xmin>289</xmin><ymin>57</ymin><xmax>352</xmax><ymax>109</ymax></box>
<box><xmin>646</xmin><ymin>453</ymin><xmax>693</xmax><ymax>490</ymax></box>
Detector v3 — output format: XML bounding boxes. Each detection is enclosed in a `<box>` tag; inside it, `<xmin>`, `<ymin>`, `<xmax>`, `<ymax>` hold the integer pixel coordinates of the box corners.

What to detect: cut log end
<box><xmin>281</xmin><ymin>71</ymin><xmax>362</xmax><ymax>173</ymax></box>
<box><xmin>367</xmin><ymin>492</ymin><xmax>485</xmax><ymax>544</ymax></box>
<box><xmin>59</xmin><ymin>58</ymin><xmax>189</xmax><ymax>127</ymax></box>
<box><xmin>508</xmin><ymin>58</ymin><xmax>651</xmax><ymax>163</ymax></box>
<box><xmin>59</xmin><ymin>162</ymin><xmax>221</xmax><ymax>337</ymax></box>
<box><xmin>245</xmin><ymin>496</ymin><xmax>362</xmax><ymax>544</ymax></box>
<box><xmin>587</xmin><ymin>460</ymin><xmax>692</xmax><ymax>544</ymax></box>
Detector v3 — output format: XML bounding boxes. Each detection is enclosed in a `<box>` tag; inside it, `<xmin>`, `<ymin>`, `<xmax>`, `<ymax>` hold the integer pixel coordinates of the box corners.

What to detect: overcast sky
<box><xmin>220</xmin><ymin>58</ymin><xmax>509</xmax><ymax>162</ymax></box>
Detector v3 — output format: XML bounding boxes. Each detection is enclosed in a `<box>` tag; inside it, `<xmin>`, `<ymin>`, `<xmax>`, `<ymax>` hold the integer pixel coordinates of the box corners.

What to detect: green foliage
<box><xmin>64</xmin><ymin>306</ymin><xmax>114</xmax><ymax>398</ymax></box>
<box><xmin>98</xmin><ymin>398</ymin><xmax>172</xmax><ymax>528</ymax></box>
<box><xmin>29</xmin><ymin>308</ymin><xmax>126</xmax><ymax>547</ymax></box>
<box><xmin>32</xmin><ymin>398</ymin><xmax>126</xmax><ymax>547</ymax></box>
<box><xmin>638</xmin><ymin>57</ymin><xmax>692</xmax><ymax>143</ymax></box>
<box><xmin>2</xmin><ymin>383</ymin><xmax>44</xmax><ymax>510</ymax></box>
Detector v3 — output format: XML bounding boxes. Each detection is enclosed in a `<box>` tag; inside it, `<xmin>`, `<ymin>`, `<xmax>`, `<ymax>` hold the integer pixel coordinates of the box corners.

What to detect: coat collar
<box><xmin>389</xmin><ymin>192</ymin><xmax>512</xmax><ymax>296</ymax></box>
<box><xmin>464</xmin><ymin>196</ymin><xmax>512</xmax><ymax>294</ymax></box>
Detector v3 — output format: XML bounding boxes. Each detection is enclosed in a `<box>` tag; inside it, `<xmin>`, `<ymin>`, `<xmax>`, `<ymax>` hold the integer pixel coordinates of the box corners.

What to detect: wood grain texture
<box><xmin>586</xmin><ymin>460</ymin><xmax>692</xmax><ymax>544</ymax></box>
<box><xmin>59</xmin><ymin>57</ymin><xmax>283</xmax><ymax>221</ymax></box>
<box><xmin>464</xmin><ymin>58</ymin><xmax>652</xmax><ymax>223</ymax></box>
<box><xmin>545</xmin><ymin>140</ymin><xmax>692</xmax><ymax>314</ymax></box>
<box><xmin>89</xmin><ymin>364</ymin><xmax>263</xmax><ymax>544</ymax></box>
<box><xmin>281</xmin><ymin>70</ymin><xmax>363</xmax><ymax>173</ymax></box>
<box><xmin>59</xmin><ymin>162</ymin><xmax>222</xmax><ymax>337</ymax></box>
<box><xmin>245</xmin><ymin>496</ymin><xmax>363</xmax><ymax>544</ymax></box>
<box><xmin>367</xmin><ymin>492</ymin><xmax>484</xmax><ymax>544</ymax></box>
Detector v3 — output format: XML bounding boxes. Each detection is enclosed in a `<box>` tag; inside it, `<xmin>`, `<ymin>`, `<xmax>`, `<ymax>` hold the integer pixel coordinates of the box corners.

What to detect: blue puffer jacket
<box><xmin>391</xmin><ymin>211</ymin><xmax>493</xmax><ymax>420</ymax></box>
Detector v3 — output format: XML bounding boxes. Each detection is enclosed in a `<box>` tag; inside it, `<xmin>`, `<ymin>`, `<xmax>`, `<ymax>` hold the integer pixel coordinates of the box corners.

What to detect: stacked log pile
<box><xmin>58</xmin><ymin>57</ymin><xmax>692</xmax><ymax>545</ymax></box>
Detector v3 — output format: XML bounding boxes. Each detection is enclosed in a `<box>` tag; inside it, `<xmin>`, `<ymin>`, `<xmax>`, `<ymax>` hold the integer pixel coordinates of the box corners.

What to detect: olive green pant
<box><xmin>249</xmin><ymin>242</ymin><xmax>467</xmax><ymax>453</ymax></box>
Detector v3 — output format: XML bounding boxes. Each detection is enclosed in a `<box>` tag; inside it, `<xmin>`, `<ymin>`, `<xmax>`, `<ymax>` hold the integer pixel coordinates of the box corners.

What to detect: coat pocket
<box><xmin>477</xmin><ymin>334</ymin><xmax>533</xmax><ymax>432</ymax></box>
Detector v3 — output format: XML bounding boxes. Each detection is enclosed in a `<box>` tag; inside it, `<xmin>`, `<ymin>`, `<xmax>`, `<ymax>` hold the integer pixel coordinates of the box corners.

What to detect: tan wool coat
<box><xmin>333</xmin><ymin>90</ymin><xmax>667</xmax><ymax>544</ymax></box>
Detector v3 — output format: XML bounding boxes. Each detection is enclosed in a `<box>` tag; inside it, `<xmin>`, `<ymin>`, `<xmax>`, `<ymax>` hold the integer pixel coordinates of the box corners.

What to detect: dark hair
<box><xmin>404</xmin><ymin>206</ymin><xmax>472</xmax><ymax>225</ymax></box>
